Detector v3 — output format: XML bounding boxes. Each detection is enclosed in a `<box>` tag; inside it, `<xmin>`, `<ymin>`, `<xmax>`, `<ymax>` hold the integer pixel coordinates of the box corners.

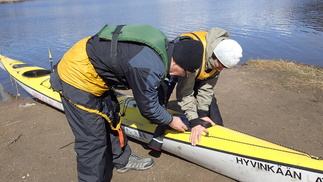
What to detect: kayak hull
<box><xmin>1</xmin><ymin>54</ymin><xmax>322</xmax><ymax>182</ymax></box>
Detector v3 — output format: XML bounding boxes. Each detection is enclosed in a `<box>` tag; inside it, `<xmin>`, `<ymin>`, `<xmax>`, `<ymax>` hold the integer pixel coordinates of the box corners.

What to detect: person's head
<box><xmin>212</xmin><ymin>39</ymin><xmax>242</xmax><ymax>71</ymax></box>
<box><xmin>169</xmin><ymin>40</ymin><xmax>203</xmax><ymax>76</ymax></box>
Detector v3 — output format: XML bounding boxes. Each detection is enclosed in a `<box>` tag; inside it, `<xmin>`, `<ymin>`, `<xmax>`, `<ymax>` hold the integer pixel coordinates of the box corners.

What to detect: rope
<box><xmin>120</xmin><ymin>97</ymin><xmax>136</xmax><ymax>116</ymax></box>
<box><xmin>119</xmin><ymin>95</ymin><xmax>322</xmax><ymax>161</ymax></box>
<box><xmin>182</xmin><ymin>131</ymin><xmax>322</xmax><ymax>160</ymax></box>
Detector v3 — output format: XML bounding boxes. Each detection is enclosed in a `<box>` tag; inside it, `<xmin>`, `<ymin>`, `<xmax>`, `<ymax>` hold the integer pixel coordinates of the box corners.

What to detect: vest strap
<box><xmin>110</xmin><ymin>25</ymin><xmax>126</xmax><ymax>86</ymax></box>
<box><xmin>190</xmin><ymin>32</ymin><xmax>202</xmax><ymax>42</ymax></box>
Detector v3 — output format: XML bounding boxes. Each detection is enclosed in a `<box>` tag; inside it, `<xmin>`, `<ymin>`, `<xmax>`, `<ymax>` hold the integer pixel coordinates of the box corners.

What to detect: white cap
<box><xmin>213</xmin><ymin>39</ymin><xmax>243</xmax><ymax>68</ymax></box>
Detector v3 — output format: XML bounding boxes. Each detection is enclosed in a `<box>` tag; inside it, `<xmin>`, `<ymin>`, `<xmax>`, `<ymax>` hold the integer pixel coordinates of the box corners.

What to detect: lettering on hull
<box><xmin>30</xmin><ymin>90</ymin><xmax>62</xmax><ymax>110</ymax></box>
<box><xmin>236</xmin><ymin>157</ymin><xmax>322</xmax><ymax>181</ymax></box>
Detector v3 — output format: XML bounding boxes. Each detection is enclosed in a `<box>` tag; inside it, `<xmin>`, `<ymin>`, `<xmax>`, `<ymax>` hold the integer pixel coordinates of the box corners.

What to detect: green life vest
<box><xmin>97</xmin><ymin>24</ymin><xmax>169</xmax><ymax>71</ymax></box>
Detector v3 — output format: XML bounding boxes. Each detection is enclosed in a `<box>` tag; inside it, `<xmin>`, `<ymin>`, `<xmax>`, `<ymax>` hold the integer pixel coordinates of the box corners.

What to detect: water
<box><xmin>0</xmin><ymin>0</ymin><xmax>322</xmax><ymax>101</ymax></box>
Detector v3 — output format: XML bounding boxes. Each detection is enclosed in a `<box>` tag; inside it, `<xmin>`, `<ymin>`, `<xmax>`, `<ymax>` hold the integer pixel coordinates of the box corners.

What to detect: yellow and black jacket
<box><xmin>175</xmin><ymin>28</ymin><xmax>229</xmax><ymax>123</ymax></box>
<box><xmin>50</xmin><ymin>25</ymin><xmax>174</xmax><ymax>128</ymax></box>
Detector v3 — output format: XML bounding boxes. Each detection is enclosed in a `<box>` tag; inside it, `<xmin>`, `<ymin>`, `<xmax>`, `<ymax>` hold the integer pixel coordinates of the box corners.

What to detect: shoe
<box><xmin>116</xmin><ymin>153</ymin><xmax>154</xmax><ymax>173</ymax></box>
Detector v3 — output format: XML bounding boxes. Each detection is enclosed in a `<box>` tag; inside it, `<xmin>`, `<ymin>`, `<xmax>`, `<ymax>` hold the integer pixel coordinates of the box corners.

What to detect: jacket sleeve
<box><xmin>195</xmin><ymin>76</ymin><xmax>219</xmax><ymax>117</ymax></box>
<box><xmin>123</xmin><ymin>47</ymin><xmax>173</xmax><ymax>125</ymax></box>
<box><xmin>176</xmin><ymin>73</ymin><xmax>219</xmax><ymax>120</ymax></box>
<box><xmin>176</xmin><ymin>73</ymin><xmax>199</xmax><ymax>121</ymax></box>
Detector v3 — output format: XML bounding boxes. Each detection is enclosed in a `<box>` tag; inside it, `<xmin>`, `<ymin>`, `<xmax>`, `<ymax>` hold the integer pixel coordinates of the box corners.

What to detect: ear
<box><xmin>169</xmin><ymin>57</ymin><xmax>179</xmax><ymax>75</ymax></box>
<box><xmin>170</xmin><ymin>57</ymin><xmax>176</xmax><ymax>67</ymax></box>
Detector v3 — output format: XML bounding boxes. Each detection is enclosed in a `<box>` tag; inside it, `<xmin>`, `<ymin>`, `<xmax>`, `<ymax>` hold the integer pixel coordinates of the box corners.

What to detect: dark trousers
<box><xmin>62</xmin><ymin>96</ymin><xmax>131</xmax><ymax>182</ymax></box>
<box><xmin>208</xmin><ymin>96</ymin><xmax>223</xmax><ymax>126</ymax></box>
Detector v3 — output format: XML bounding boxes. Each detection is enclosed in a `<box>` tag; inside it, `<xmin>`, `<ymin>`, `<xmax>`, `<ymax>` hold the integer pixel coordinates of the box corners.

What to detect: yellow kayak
<box><xmin>1</xmin><ymin>54</ymin><xmax>322</xmax><ymax>182</ymax></box>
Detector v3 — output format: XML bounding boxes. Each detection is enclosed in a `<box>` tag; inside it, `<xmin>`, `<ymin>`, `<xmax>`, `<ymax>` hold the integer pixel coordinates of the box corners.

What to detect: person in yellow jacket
<box><xmin>169</xmin><ymin>28</ymin><xmax>243</xmax><ymax>146</ymax></box>
<box><xmin>50</xmin><ymin>24</ymin><xmax>203</xmax><ymax>182</ymax></box>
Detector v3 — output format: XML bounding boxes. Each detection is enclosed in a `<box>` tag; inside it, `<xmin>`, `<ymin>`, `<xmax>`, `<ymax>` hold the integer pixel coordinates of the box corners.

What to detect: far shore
<box><xmin>0</xmin><ymin>0</ymin><xmax>31</xmax><ymax>3</ymax></box>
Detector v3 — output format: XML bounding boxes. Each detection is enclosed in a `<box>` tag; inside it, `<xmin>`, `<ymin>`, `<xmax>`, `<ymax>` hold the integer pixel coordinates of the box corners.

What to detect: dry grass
<box><xmin>242</xmin><ymin>59</ymin><xmax>323</xmax><ymax>102</ymax></box>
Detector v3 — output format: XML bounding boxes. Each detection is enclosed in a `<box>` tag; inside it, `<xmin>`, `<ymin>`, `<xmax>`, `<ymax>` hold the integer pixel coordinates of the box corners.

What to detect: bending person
<box><xmin>168</xmin><ymin>28</ymin><xmax>243</xmax><ymax>146</ymax></box>
<box><xmin>50</xmin><ymin>24</ymin><xmax>203</xmax><ymax>181</ymax></box>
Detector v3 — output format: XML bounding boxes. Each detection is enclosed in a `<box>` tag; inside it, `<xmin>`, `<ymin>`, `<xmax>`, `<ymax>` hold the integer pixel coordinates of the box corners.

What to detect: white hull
<box><xmin>15</xmin><ymin>77</ymin><xmax>64</xmax><ymax>111</ymax></box>
<box><xmin>122</xmin><ymin>124</ymin><xmax>323</xmax><ymax>182</ymax></box>
<box><xmin>1</xmin><ymin>54</ymin><xmax>322</xmax><ymax>182</ymax></box>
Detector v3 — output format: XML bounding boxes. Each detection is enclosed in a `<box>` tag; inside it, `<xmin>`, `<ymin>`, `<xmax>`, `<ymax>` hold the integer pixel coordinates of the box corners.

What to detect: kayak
<box><xmin>0</xmin><ymin>54</ymin><xmax>322</xmax><ymax>182</ymax></box>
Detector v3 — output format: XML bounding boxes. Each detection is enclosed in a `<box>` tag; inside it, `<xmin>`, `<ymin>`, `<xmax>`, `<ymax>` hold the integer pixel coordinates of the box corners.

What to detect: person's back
<box><xmin>87</xmin><ymin>35</ymin><xmax>172</xmax><ymax>124</ymax></box>
<box><xmin>50</xmin><ymin>24</ymin><xmax>204</xmax><ymax>181</ymax></box>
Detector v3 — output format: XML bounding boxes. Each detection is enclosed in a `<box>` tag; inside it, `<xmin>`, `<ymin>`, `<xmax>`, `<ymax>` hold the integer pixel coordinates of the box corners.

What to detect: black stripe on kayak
<box><xmin>12</xmin><ymin>63</ymin><xmax>31</xmax><ymax>68</ymax></box>
<box><xmin>121</xmin><ymin>124</ymin><xmax>323</xmax><ymax>175</ymax></box>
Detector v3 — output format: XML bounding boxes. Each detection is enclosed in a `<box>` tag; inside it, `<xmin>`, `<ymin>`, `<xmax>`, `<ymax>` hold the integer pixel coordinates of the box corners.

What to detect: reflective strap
<box><xmin>117</xmin><ymin>128</ymin><xmax>125</xmax><ymax>147</ymax></box>
<box><xmin>190</xmin><ymin>32</ymin><xmax>202</xmax><ymax>42</ymax></box>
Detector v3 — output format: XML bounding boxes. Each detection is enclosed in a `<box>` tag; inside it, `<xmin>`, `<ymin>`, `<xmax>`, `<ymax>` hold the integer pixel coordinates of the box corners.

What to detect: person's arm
<box><xmin>176</xmin><ymin>73</ymin><xmax>199</xmax><ymax>120</ymax></box>
<box><xmin>195</xmin><ymin>77</ymin><xmax>218</xmax><ymax>118</ymax></box>
<box><xmin>187</xmin><ymin>77</ymin><xmax>219</xmax><ymax>146</ymax></box>
<box><xmin>124</xmin><ymin>47</ymin><xmax>187</xmax><ymax>132</ymax></box>
<box><xmin>125</xmin><ymin>64</ymin><xmax>171</xmax><ymax>124</ymax></box>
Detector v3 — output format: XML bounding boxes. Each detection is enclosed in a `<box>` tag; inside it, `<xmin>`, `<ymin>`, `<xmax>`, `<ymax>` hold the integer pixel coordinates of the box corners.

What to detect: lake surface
<box><xmin>0</xmin><ymin>0</ymin><xmax>322</xmax><ymax>101</ymax></box>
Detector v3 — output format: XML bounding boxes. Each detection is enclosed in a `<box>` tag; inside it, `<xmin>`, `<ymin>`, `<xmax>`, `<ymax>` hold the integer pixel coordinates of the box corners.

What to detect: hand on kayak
<box><xmin>190</xmin><ymin>125</ymin><xmax>209</xmax><ymax>146</ymax></box>
<box><xmin>168</xmin><ymin>116</ymin><xmax>188</xmax><ymax>132</ymax></box>
<box><xmin>200</xmin><ymin>116</ymin><xmax>215</xmax><ymax>126</ymax></box>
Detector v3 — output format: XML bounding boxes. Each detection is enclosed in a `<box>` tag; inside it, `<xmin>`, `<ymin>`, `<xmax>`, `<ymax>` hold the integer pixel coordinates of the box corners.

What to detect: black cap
<box><xmin>173</xmin><ymin>40</ymin><xmax>203</xmax><ymax>73</ymax></box>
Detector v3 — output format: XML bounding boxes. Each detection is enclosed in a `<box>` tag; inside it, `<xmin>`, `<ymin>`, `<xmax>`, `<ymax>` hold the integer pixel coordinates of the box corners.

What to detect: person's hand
<box><xmin>168</xmin><ymin>116</ymin><xmax>188</xmax><ymax>132</ymax></box>
<box><xmin>200</xmin><ymin>116</ymin><xmax>215</xmax><ymax>125</ymax></box>
<box><xmin>190</xmin><ymin>125</ymin><xmax>209</xmax><ymax>146</ymax></box>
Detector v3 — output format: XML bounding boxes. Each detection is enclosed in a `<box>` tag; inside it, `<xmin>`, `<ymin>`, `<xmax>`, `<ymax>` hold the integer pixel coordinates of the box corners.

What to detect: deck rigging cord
<box><xmin>120</xmin><ymin>97</ymin><xmax>322</xmax><ymax>160</ymax></box>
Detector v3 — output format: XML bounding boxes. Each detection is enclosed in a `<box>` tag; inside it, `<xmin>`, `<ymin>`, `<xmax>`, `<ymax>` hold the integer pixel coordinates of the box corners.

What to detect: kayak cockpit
<box><xmin>22</xmin><ymin>69</ymin><xmax>51</xmax><ymax>78</ymax></box>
